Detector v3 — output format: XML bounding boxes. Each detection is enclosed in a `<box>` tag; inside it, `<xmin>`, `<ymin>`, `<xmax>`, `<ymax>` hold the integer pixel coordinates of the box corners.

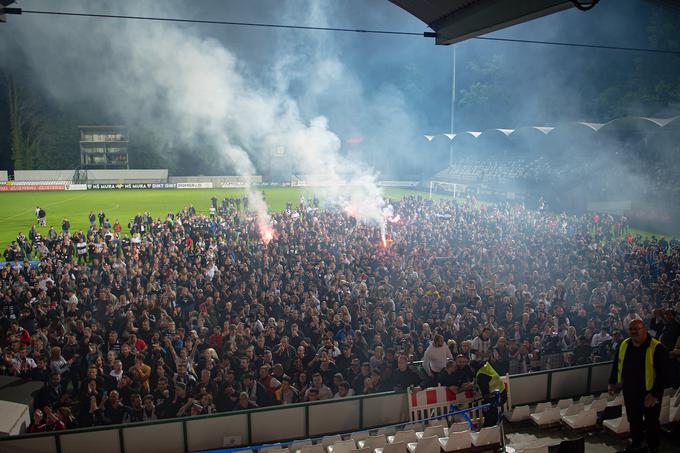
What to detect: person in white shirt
<box><xmin>12</xmin><ymin>348</ymin><xmax>37</xmax><ymax>375</ymax></box>
<box><xmin>591</xmin><ymin>327</ymin><xmax>612</xmax><ymax>348</ymax></box>
<box><xmin>422</xmin><ymin>334</ymin><xmax>453</xmax><ymax>385</ymax></box>
<box><xmin>470</xmin><ymin>327</ymin><xmax>492</xmax><ymax>361</ymax></box>
<box><xmin>334</xmin><ymin>381</ymin><xmax>355</xmax><ymax>398</ymax></box>
<box><xmin>305</xmin><ymin>373</ymin><xmax>332</xmax><ymax>400</ymax></box>
<box><xmin>110</xmin><ymin>360</ymin><xmax>124</xmax><ymax>382</ymax></box>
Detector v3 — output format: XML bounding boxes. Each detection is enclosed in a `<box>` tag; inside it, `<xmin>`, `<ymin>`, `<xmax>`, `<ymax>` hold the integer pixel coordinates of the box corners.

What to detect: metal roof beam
<box><xmin>431</xmin><ymin>0</ymin><xmax>574</xmax><ymax>45</ymax></box>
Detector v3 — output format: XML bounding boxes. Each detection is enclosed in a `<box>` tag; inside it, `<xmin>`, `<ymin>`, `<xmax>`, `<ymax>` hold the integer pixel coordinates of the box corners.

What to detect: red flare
<box><xmin>261</xmin><ymin>228</ymin><xmax>274</xmax><ymax>244</ymax></box>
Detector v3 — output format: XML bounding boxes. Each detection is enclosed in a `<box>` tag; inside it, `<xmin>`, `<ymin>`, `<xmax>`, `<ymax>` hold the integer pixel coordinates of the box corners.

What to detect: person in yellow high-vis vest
<box><xmin>473</xmin><ymin>360</ymin><xmax>507</xmax><ymax>427</ymax></box>
<box><xmin>608</xmin><ymin>319</ymin><xmax>668</xmax><ymax>453</ymax></box>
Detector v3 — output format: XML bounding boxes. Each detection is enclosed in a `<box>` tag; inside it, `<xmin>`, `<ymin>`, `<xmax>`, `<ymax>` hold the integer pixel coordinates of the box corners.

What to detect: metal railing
<box><xmin>0</xmin><ymin>360</ymin><xmax>614</xmax><ymax>453</ymax></box>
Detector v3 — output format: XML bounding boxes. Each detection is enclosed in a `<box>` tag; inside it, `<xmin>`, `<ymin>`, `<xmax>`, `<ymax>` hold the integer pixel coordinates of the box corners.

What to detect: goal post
<box><xmin>429</xmin><ymin>180</ymin><xmax>466</xmax><ymax>199</ymax></box>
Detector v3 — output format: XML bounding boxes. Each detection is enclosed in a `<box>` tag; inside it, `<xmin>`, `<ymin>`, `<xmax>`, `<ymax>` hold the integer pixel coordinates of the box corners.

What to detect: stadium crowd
<box><xmin>0</xmin><ymin>194</ymin><xmax>679</xmax><ymax>431</ymax></box>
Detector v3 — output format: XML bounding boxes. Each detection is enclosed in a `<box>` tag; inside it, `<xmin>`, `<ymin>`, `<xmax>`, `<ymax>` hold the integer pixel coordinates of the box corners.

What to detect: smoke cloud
<box><xmin>1</xmin><ymin>0</ymin><xmax>679</xmax><ymax>232</ymax></box>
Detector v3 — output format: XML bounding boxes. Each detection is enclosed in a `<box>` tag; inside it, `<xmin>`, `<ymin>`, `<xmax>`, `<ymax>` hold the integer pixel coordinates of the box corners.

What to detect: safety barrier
<box><xmin>0</xmin><ymin>361</ymin><xmax>613</xmax><ymax>453</ymax></box>
<box><xmin>198</xmin><ymin>397</ymin><xmax>501</xmax><ymax>453</ymax></box>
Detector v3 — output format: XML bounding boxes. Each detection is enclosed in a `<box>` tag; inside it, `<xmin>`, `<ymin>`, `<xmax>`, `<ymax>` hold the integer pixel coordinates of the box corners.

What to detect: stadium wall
<box><xmin>169</xmin><ymin>175</ymin><xmax>263</xmax><ymax>187</ymax></box>
<box><xmin>13</xmin><ymin>170</ymin><xmax>77</xmax><ymax>181</ymax></box>
<box><xmin>0</xmin><ymin>361</ymin><xmax>610</xmax><ymax>453</ymax></box>
<box><xmin>83</xmin><ymin>169</ymin><xmax>168</xmax><ymax>183</ymax></box>
<box><xmin>13</xmin><ymin>169</ymin><xmax>169</xmax><ymax>183</ymax></box>
<box><xmin>0</xmin><ymin>171</ymin><xmax>7</xmax><ymax>183</ymax></box>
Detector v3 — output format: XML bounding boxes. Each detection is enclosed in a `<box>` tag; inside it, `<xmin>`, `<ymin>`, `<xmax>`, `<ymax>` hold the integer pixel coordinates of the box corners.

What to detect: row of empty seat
<box><xmin>257</xmin><ymin>418</ymin><xmax>500</xmax><ymax>453</ymax></box>
<box><xmin>505</xmin><ymin>387</ymin><xmax>680</xmax><ymax>434</ymax></box>
<box><xmin>604</xmin><ymin>387</ymin><xmax>680</xmax><ymax>435</ymax></box>
<box><xmin>234</xmin><ymin>388</ymin><xmax>679</xmax><ymax>453</ymax></box>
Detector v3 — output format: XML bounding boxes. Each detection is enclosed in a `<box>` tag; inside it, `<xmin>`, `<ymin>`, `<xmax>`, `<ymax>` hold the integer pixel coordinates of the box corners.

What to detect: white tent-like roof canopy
<box><xmin>423</xmin><ymin>115</ymin><xmax>680</xmax><ymax>141</ymax></box>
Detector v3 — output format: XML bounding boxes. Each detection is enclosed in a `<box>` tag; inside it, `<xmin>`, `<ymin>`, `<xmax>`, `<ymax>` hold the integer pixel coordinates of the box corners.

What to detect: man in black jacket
<box><xmin>609</xmin><ymin>320</ymin><xmax>668</xmax><ymax>453</ymax></box>
<box><xmin>391</xmin><ymin>355</ymin><xmax>421</xmax><ymax>391</ymax></box>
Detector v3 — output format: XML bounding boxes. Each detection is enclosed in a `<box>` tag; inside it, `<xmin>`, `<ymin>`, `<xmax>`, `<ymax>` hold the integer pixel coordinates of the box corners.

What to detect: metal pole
<box><xmin>449</xmin><ymin>45</ymin><xmax>456</xmax><ymax>167</ymax></box>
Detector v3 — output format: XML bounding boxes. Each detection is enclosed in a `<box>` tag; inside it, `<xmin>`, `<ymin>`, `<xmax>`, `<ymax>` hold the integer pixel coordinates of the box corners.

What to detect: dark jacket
<box><xmin>609</xmin><ymin>334</ymin><xmax>668</xmax><ymax>399</ymax></box>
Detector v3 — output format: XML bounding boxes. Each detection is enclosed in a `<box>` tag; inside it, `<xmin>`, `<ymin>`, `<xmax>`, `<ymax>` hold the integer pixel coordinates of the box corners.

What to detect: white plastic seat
<box><xmin>388</xmin><ymin>430</ymin><xmax>417</xmax><ymax>445</ymax></box>
<box><xmin>670</xmin><ymin>387</ymin><xmax>680</xmax><ymax>407</ymax></box>
<box><xmin>328</xmin><ymin>440</ymin><xmax>357</xmax><ymax>453</ymax></box>
<box><xmin>520</xmin><ymin>446</ymin><xmax>548</xmax><ymax>453</ymax></box>
<box><xmin>289</xmin><ymin>440</ymin><xmax>312</xmax><ymax>453</ymax></box>
<box><xmin>505</xmin><ymin>405</ymin><xmax>530</xmax><ymax>423</ymax></box>
<box><xmin>322</xmin><ymin>436</ymin><xmax>342</xmax><ymax>448</ymax></box>
<box><xmin>403</xmin><ymin>423</ymin><xmax>423</xmax><ymax>433</ymax></box>
<box><xmin>669</xmin><ymin>405</ymin><xmax>680</xmax><ymax>423</ymax></box>
<box><xmin>296</xmin><ymin>445</ymin><xmax>324</xmax><ymax>453</ymax></box>
<box><xmin>533</xmin><ymin>402</ymin><xmax>552</xmax><ymax>413</ymax></box>
<box><xmin>586</xmin><ymin>398</ymin><xmax>607</xmax><ymax>413</ymax></box>
<box><xmin>660</xmin><ymin>404</ymin><xmax>670</xmax><ymax>425</ymax></box>
<box><xmin>470</xmin><ymin>426</ymin><xmax>500</xmax><ymax>446</ymax></box>
<box><xmin>578</xmin><ymin>395</ymin><xmax>594</xmax><ymax>405</ymax></box>
<box><xmin>375</xmin><ymin>441</ymin><xmax>406</xmax><ymax>453</ymax></box>
<box><xmin>376</xmin><ymin>427</ymin><xmax>396</xmax><ymax>437</ymax></box>
<box><xmin>556</xmin><ymin>398</ymin><xmax>573</xmax><ymax>409</ymax></box>
<box><xmin>530</xmin><ymin>407</ymin><xmax>561</xmax><ymax>427</ymax></box>
<box><xmin>428</xmin><ymin>420</ymin><xmax>447</xmax><ymax>429</ymax></box>
<box><xmin>662</xmin><ymin>395</ymin><xmax>671</xmax><ymax>407</ymax></box>
<box><xmin>415</xmin><ymin>426</ymin><xmax>445</xmax><ymax>440</ymax></box>
<box><xmin>603</xmin><ymin>416</ymin><xmax>630</xmax><ymax>434</ymax></box>
<box><xmin>406</xmin><ymin>435</ymin><xmax>439</xmax><ymax>453</ymax></box>
<box><xmin>448</xmin><ymin>422</ymin><xmax>469</xmax><ymax>433</ymax></box>
<box><xmin>351</xmin><ymin>432</ymin><xmax>370</xmax><ymax>442</ymax></box>
<box><xmin>560</xmin><ymin>403</ymin><xmax>583</xmax><ymax>417</ymax></box>
<box><xmin>438</xmin><ymin>431</ymin><xmax>471</xmax><ymax>452</ymax></box>
<box><xmin>357</xmin><ymin>436</ymin><xmax>385</xmax><ymax>450</ymax></box>
<box><xmin>562</xmin><ymin>409</ymin><xmax>597</xmax><ymax>429</ymax></box>
<box><xmin>607</xmin><ymin>394</ymin><xmax>623</xmax><ymax>406</ymax></box>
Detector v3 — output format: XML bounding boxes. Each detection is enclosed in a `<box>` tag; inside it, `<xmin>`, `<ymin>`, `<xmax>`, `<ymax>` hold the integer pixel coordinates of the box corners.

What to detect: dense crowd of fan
<box><xmin>1</xmin><ymin>194</ymin><xmax>679</xmax><ymax>431</ymax></box>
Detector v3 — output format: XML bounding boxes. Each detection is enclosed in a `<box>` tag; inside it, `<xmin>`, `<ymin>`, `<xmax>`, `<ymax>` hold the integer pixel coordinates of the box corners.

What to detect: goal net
<box><xmin>429</xmin><ymin>180</ymin><xmax>467</xmax><ymax>199</ymax></box>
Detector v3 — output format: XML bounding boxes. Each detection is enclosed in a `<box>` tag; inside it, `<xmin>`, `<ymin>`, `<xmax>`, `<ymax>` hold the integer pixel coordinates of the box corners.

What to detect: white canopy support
<box><xmin>640</xmin><ymin>116</ymin><xmax>680</xmax><ymax>127</ymax></box>
<box><xmin>577</xmin><ymin>122</ymin><xmax>605</xmax><ymax>131</ymax></box>
<box><xmin>496</xmin><ymin>128</ymin><xmax>515</xmax><ymax>136</ymax></box>
<box><xmin>467</xmin><ymin>131</ymin><xmax>482</xmax><ymax>138</ymax></box>
<box><xmin>424</xmin><ymin>135</ymin><xmax>435</xmax><ymax>141</ymax></box>
<box><xmin>532</xmin><ymin>126</ymin><xmax>554</xmax><ymax>134</ymax></box>
<box><xmin>444</xmin><ymin>133</ymin><xmax>456</xmax><ymax>140</ymax></box>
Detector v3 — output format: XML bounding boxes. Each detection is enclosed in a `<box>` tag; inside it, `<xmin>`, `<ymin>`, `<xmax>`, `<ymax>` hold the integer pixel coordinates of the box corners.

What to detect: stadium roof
<box><xmin>423</xmin><ymin>115</ymin><xmax>680</xmax><ymax>141</ymax></box>
<box><xmin>387</xmin><ymin>0</ymin><xmax>575</xmax><ymax>45</ymax></box>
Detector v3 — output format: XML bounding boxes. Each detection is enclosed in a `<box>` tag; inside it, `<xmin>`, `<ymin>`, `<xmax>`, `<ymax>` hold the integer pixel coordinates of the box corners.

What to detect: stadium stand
<box><xmin>0</xmin><ymin>193</ymin><xmax>678</xmax><ymax>452</ymax></box>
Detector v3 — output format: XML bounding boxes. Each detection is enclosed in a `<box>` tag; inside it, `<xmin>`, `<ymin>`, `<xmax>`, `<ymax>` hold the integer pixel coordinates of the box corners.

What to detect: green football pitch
<box><xmin>0</xmin><ymin>188</ymin><xmax>665</xmax><ymax>256</ymax></box>
<box><xmin>0</xmin><ymin>187</ymin><xmax>447</xmax><ymax>250</ymax></box>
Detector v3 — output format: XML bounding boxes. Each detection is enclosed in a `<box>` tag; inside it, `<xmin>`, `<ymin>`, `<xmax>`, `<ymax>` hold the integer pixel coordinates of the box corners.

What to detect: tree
<box><xmin>7</xmin><ymin>74</ymin><xmax>44</xmax><ymax>170</ymax></box>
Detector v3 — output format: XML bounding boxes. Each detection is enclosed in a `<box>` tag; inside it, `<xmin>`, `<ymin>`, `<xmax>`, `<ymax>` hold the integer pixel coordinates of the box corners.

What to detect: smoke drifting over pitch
<box><xmin>1</xmin><ymin>0</ymin><xmax>417</xmax><ymax>227</ymax></box>
<box><xmin>2</xmin><ymin>0</ymin><xmax>679</xmax><ymax>232</ymax></box>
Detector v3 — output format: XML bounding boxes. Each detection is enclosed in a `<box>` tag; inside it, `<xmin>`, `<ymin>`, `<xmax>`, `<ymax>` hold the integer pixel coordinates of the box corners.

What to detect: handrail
<box><xmin>509</xmin><ymin>359</ymin><xmax>612</xmax><ymax>379</ymax></box>
<box><xmin>214</xmin><ymin>399</ymin><xmax>498</xmax><ymax>453</ymax></box>
<box><xmin>0</xmin><ymin>390</ymin><xmax>399</xmax><ymax>441</ymax></box>
<box><xmin>0</xmin><ymin>360</ymin><xmax>614</xmax><ymax>444</ymax></box>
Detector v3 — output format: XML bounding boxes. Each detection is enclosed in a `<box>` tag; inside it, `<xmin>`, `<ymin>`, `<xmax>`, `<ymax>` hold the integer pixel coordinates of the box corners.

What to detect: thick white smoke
<box><xmin>2</xmin><ymin>0</ymin><xmax>394</xmax><ymax>236</ymax></box>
